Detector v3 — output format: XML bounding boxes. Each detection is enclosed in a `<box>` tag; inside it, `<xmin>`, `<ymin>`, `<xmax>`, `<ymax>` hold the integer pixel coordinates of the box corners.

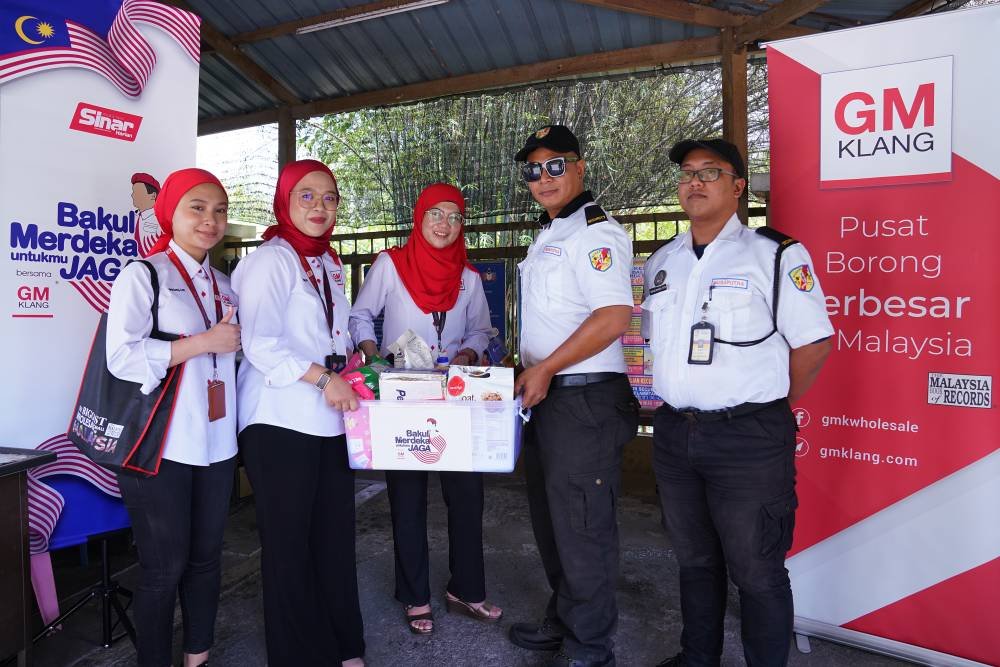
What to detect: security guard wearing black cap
<box><xmin>643</xmin><ymin>139</ymin><xmax>833</xmax><ymax>667</ymax></box>
<box><xmin>508</xmin><ymin>124</ymin><xmax>640</xmax><ymax>667</ymax></box>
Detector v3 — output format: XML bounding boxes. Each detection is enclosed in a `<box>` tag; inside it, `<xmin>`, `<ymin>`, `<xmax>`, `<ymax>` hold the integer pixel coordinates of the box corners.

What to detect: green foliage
<box><xmin>298</xmin><ymin>63</ymin><xmax>769</xmax><ymax>233</ymax></box>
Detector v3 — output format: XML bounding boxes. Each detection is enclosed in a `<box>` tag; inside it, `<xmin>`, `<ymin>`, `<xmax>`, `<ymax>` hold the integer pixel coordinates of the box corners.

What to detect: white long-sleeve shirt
<box><xmin>348</xmin><ymin>252</ymin><xmax>492</xmax><ymax>361</ymax></box>
<box><xmin>233</xmin><ymin>237</ymin><xmax>353</xmax><ymax>437</ymax></box>
<box><xmin>105</xmin><ymin>240</ymin><xmax>238</xmax><ymax>466</ymax></box>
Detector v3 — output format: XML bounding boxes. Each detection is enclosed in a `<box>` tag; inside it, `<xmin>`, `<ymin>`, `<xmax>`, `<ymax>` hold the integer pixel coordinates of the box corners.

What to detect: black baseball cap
<box><xmin>515</xmin><ymin>124</ymin><xmax>581</xmax><ymax>162</ymax></box>
<box><xmin>668</xmin><ymin>138</ymin><xmax>746</xmax><ymax>179</ymax></box>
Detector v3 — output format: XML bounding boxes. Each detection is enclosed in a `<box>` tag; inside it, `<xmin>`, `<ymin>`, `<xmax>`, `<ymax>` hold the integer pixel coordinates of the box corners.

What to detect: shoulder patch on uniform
<box><xmin>584</xmin><ymin>205</ymin><xmax>608</xmax><ymax>226</ymax></box>
<box><xmin>788</xmin><ymin>264</ymin><xmax>815</xmax><ymax>292</ymax></box>
<box><xmin>589</xmin><ymin>247</ymin><xmax>613</xmax><ymax>271</ymax></box>
<box><xmin>755</xmin><ymin>225</ymin><xmax>799</xmax><ymax>249</ymax></box>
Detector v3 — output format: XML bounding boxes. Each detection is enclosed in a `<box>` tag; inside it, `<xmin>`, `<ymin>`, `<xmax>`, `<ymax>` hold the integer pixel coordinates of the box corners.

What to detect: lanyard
<box><xmin>431</xmin><ymin>311</ymin><xmax>447</xmax><ymax>352</ymax></box>
<box><xmin>298</xmin><ymin>253</ymin><xmax>335</xmax><ymax>336</ymax></box>
<box><xmin>165</xmin><ymin>246</ymin><xmax>223</xmax><ymax>373</ymax></box>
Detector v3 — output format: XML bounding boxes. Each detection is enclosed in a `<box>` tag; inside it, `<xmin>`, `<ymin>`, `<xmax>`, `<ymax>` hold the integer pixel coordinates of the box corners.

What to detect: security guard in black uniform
<box><xmin>642</xmin><ymin>139</ymin><xmax>833</xmax><ymax>666</ymax></box>
<box><xmin>508</xmin><ymin>125</ymin><xmax>640</xmax><ymax>667</ymax></box>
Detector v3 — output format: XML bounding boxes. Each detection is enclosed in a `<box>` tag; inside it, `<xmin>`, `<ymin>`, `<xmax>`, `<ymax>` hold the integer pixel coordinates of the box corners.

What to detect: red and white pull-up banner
<box><xmin>768</xmin><ymin>5</ymin><xmax>1000</xmax><ymax>666</ymax></box>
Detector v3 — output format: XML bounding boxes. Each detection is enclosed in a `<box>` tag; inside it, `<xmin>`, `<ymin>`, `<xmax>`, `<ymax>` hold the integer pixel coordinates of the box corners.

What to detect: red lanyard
<box><xmin>297</xmin><ymin>253</ymin><xmax>335</xmax><ymax>335</ymax></box>
<box><xmin>166</xmin><ymin>246</ymin><xmax>223</xmax><ymax>372</ymax></box>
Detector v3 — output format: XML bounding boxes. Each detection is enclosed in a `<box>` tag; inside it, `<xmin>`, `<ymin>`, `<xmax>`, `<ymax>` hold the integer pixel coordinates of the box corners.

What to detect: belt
<box><xmin>550</xmin><ymin>372</ymin><xmax>624</xmax><ymax>389</ymax></box>
<box><xmin>662</xmin><ymin>398</ymin><xmax>786</xmax><ymax>422</ymax></box>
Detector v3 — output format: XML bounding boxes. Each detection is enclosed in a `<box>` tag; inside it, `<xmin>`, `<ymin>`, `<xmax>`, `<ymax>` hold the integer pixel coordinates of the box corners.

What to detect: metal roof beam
<box><xmin>570</xmin><ymin>0</ymin><xmax>741</xmax><ymax>28</ymax></box>
<box><xmin>571</xmin><ymin>1</ymin><xmax>817</xmax><ymax>40</ymax></box>
<box><xmin>734</xmin><ymin>0</ymin><xmax>829</xmax><ymax>46</ymax></box>
<box><xmin>160</xmin><ymin>0</ymin><xmax>301</xmax><ymax>105</ymax></box>
<box><xmin>199</xmin><ymin>34</ymin><xmax>722</xmax><ymax>135</ymax></box>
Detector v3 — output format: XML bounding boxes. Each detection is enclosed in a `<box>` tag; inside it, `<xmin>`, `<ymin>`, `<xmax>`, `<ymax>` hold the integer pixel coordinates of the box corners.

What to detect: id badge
<box><xmin>325</xmin><ymin>354</ymin><xmax>346</xmax><ymax>373</ymax></box>
<box><xmin>207</xmin><ymin>379</ymin><xmax>226</xmax><ymax>422</ymax></box>
<box><xmin>688</xmin><ymin>321</ymin><xmax>715</xmax><ymax>365</ymax></box>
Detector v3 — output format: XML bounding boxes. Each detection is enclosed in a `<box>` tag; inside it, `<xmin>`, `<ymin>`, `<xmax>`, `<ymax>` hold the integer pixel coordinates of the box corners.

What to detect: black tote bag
<box><xmin>67</xmin><ymin>260</ymin><xmax>182</xmax><ymax>476</ymax></box>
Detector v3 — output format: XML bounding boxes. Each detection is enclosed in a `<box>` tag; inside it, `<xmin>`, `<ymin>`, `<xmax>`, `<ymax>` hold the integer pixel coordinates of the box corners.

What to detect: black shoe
<box><xmin>546</xmin><ymin>651</ymin><xmax>615</xmax><ymax>667</ymax></box>
<box><xmin>655</xmin><ymin>654</ymin><xmax>684</xmax><ymax>667</ymax></box>
<box><xmin>508</xmin><ymin>619</ymin><xmax>564</xmax><ymax>651</ymax></box>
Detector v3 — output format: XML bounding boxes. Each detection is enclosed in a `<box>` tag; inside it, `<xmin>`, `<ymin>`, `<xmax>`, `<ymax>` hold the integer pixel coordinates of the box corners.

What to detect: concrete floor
<box><xmin>23</xmin><ymin>450</ymin><xmax>910</xmax><ymax>667</ymax></box>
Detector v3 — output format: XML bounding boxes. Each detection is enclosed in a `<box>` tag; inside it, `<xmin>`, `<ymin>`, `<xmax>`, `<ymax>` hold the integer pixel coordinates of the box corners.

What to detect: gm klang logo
<box><xmin>69</xmin><ymin>102</ymin><xmax>142</xmax><ymax>142</ymax></box>
<box><xmin>820</xmin><ymin>57</ymin><xmax>952</xmax><ymax>188</ymax></box>
<box><xmin>17</xmin><ymin>285</ymin><xmax>49</xmax><ymax>311</ymax></box>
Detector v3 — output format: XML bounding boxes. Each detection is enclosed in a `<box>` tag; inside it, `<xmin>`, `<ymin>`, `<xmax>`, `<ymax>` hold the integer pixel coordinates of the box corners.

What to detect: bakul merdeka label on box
<box><xmin>927</xmin><ymin>373</ymin><xmax>992</xmax><ymax>408</ymax></box>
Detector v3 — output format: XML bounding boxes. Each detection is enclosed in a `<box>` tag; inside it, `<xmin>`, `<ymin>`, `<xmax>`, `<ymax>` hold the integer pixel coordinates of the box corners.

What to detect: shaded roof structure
<box><xmin>163</xmin><ymin>0</ymin><xmax>962</xmax><ymax>136</ymax></box>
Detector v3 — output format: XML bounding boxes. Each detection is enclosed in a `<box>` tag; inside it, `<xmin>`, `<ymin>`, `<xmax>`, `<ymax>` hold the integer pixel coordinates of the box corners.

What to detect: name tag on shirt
<box><xmin>710</xmin><ymin>277</ymin><xmax>749</xmax><ymax>290</ymax></box>
<box><xmin>688</xmin><ymin>322</ymin><xmax>715</xmax><ymax>365</ymax></box>
<box><xmin>543</xmin><ymin>245</ymin><xmax>562</xmax><ymax>256</ymax></box>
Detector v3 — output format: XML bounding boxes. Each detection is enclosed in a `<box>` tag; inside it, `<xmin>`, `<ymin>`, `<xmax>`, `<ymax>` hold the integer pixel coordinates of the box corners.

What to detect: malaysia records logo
<box><xmin>927</xmin><ymin>372</ymin><xmax>992</xmax><ymax>409</ymax></box>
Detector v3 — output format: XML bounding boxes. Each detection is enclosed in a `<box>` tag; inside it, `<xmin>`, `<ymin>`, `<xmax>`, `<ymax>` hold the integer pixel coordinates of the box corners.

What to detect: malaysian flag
<box><xmin>412</xmin><ymin>418</ymin><xmax>448</xmax><ymax>465</ymax></box>
<box><xmin>27</xmin><ymin>434</ymin><xmax>121</xmax><ymax>554</ymax></box>
<box><xmin>0</xmin><ymin>0</ymin><xmax>200</xmax><ymax>97</ymax></box>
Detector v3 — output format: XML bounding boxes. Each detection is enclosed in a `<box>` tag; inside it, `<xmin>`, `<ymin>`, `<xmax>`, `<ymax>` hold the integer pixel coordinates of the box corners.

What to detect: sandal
<box><xmin>445</xmin><ymin>592</ymin><xmax>503</xmax><ymax>623</ymax></box>
<box><xmin>404</xmin><ymin>605</ymin><xmax>434</xmax><ymax>635</ymax></box>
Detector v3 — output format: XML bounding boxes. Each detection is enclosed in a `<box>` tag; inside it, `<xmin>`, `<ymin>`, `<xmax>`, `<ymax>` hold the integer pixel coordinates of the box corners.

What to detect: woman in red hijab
<box><xmin>349</xmin><ymin>183</ymin><xmax>500</xmax><ymax>634</ymax></box>
<box><xmin>233</xmin><ymin>160</ymin><xmax>365</xmax><ymax>666</ymax></box>
<box><xmin>106</xmin><ymin>168</ymin><xmax>241</xmax><ymax>667</ymax></box>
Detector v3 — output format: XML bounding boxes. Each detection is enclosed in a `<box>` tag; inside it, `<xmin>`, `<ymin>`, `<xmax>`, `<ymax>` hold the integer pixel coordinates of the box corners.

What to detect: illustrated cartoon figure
<box><xmin>131</xmin><ymin>172</ymin><xmax>161</xmax><ymax>257</ymax></box>
<box><xmin>412</xmin><ymin>417</ymin><xmax>448</xmax><ymax>465</ymax></box>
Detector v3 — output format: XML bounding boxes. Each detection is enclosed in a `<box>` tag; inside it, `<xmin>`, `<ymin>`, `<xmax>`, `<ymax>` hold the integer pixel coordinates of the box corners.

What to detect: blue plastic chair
<box><xmin>35</xmin><ymin>475</ymin><xmax>136</xmax><ymax>648</ymax></box>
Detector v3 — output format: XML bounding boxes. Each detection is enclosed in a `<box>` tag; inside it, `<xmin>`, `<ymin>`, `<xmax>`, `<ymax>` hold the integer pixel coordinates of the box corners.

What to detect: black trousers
<box><xmin>240</xmin><ymin>424</ymin><xmax>365</xmax><ymax>666</ymax></box>
<box><xmin>653</xmin><ymin>400</ymin><xmax>798</xmax><ymax>667</ymax></box>
<box><xmin>385</xmin><ymin>470</ymin><xmax>486</xmax><ymax>606</ymax></box>
<box><xmin>524</xmin><ymin>375</ymin><xmax>639</xmax><ymax>662</ymax></box>
<box><xmin>116</xmin><ymin>456</ymin><xmax>236</xmax><ymax>667</ymax></box>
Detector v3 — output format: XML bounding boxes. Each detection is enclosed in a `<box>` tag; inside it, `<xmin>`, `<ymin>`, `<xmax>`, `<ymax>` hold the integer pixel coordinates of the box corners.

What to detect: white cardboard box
<box><xmin>378</xmin><ymin>369</ymin><xmax>447</xmax><ymax>401</ymax></box>
<box><xmin>446</xmin><ymin>366</ymin><xmax>515</xmax><ymax>401</ymax></box>
<box><xmin>344</xmin><ymin>400</ymin><xmax>525</xmax><ymax>472</ymax></box>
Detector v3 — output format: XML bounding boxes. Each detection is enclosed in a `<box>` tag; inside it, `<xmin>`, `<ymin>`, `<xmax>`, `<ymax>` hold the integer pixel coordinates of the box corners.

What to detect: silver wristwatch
<box><xmin>315</xmin><ymin>370</ymin><xmax>333</xmax><ymax>391</ymax></box>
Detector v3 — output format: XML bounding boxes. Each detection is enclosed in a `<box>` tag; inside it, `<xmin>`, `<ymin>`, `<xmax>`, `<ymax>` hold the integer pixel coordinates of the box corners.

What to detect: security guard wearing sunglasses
<box><xmin>509</xmin><ymin>125</ymin><xmax>639</xmax><ymax>667</ymax></box>
<box><xmin>643</xmin><ymin>139</ymin><xmax>833</xmax><ymax>667</ymax></box>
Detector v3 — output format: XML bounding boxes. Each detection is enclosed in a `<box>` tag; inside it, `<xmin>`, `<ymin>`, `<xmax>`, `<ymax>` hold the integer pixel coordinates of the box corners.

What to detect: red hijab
<box><xmin>148</xmin><ymin>168</ymin><xmax>225</xmax><ymax>256</ymax></box>
<box><xmin>386</xmin><ymin>183</ymin><xmax>474</xmax><ymax>314</ymax></box>
<box><xmin>262</xmin><ymin>159</ymin><xmax>341</xmax><ymax>261</ymax></box>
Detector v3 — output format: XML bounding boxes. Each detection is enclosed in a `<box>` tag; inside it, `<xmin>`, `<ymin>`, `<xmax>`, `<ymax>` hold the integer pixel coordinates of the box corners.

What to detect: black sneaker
<box><xmin>655</xmin><ymin>654</ymin><xmax>685</xmax><ymax>667</ymax></box>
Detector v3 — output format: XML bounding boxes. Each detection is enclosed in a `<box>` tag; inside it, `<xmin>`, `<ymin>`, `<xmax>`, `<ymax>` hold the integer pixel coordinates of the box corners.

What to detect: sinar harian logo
<box><xmin>820</xmin><ymin>56</ymin><xmax>952</xmax><ymax>188</ymax></box>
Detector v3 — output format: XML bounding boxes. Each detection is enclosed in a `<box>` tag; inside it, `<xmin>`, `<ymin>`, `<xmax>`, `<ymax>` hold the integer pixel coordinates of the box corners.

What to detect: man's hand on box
<box><xmin>514</xmin><ymin>364</ymin><xmax>554</xmax><ymax>409</ymax></box>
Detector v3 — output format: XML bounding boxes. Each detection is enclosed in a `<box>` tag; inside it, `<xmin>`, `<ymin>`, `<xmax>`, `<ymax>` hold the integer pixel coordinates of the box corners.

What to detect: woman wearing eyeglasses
<box><xmin>233</xmin><ymin>159</ymin><xmax>365</xmax><ymax>666</ymax></box>
<box><xmin>348</xmin><ymin>182</ymin><xmax>499</xmax><ymax>634</ymax></box>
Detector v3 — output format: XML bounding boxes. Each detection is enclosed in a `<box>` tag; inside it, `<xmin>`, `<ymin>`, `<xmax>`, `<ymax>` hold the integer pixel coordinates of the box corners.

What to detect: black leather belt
<box><xmin>662</xmin><ymin>398</ymin><xmax>785</xmax><ymax>422</ymax></box>
<box><xmin>551</xmin><ymin>372</ymin><xmax>624</xmax><ymax>389</ymax></box>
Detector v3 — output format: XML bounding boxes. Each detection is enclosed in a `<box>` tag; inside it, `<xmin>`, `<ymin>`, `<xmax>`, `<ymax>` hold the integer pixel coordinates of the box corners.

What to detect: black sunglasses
<box><xmin>521</xmin><ymin>156</ymin><xmax>581</xmax><ymax>182</ymax></box>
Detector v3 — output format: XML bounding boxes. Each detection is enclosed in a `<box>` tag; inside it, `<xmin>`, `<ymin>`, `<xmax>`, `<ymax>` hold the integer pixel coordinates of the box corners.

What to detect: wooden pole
<box><xmin>278</xmin><ymin>108</ymin><xmax>296</xmax><ymax>171</ymax></box>
<box><xmin>721</xmin><ymin>27</ymin><xmax>749</xmax><ymax>223</ymax></box>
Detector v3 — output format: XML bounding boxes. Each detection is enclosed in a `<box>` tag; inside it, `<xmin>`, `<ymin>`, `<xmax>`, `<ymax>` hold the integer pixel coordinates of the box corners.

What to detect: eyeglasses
<box><xmin>678</xmin><ymin>168</ymin><xmax>741</xmax><ymax>184</ymax></box>
<box><xmin>521</xmin><ymin>156</ymin><xmax>581</xmax><ymax>182</ymax></box>
<box><xmin>293</xmin><ymin>189</ymin><xmax>340</xmax><ymax>210</ymax></box>
<box><xmin>425</xmin><ymin>208</ymin><xmax>464</xmax><ymax>227</ymax></box>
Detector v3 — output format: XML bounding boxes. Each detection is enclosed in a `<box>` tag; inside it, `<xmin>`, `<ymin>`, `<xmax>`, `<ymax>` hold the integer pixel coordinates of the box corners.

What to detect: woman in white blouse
<box><xmin>106</xmin><ymin>168</ymin><xmax>241</xmax><ymax>667</ymax></box>
<box><xmin>233</xmin><ymin>159</ymin><xmax>364</xmax><ymax>667</ymax></box>
<box><xmin>349</xmin><ymin>182</ymin><xmax>500</xmax><ymax>635</ymax></box>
